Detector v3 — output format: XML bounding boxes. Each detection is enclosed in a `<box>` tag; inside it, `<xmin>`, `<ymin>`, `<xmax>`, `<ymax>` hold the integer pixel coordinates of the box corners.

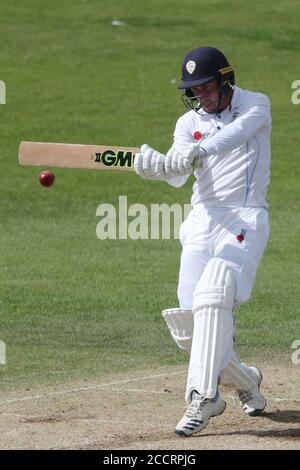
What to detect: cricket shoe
<box><xmin>175</xmin><ymin>390</ymin><xmax>226</xmax><ymax>437</ymax></box>
<box><xmin>238</xmin><ymin>366</ymin><xmax>267</xmax><ymax>416</ymax></box>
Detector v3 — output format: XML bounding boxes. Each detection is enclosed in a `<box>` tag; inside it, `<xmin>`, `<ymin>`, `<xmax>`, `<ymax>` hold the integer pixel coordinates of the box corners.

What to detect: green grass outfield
<box><xmin>0</xmin><ymin>0</ymin><xmax>300</xmax><ymax>390</ymax></box>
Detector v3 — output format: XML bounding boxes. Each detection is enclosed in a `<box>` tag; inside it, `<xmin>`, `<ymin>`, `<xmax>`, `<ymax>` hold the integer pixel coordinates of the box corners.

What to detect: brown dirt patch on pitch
<box><xmin>0</xmin><ymin>363</ymin><xmax>299</xmax><ymax>450</ymax></box>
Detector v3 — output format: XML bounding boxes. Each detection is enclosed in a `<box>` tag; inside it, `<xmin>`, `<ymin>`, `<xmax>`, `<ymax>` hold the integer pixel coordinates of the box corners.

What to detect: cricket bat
<box><xmin>19</xmin><ymin>141</ymin><xmax>140</xmax><ymax>172</ymax></box>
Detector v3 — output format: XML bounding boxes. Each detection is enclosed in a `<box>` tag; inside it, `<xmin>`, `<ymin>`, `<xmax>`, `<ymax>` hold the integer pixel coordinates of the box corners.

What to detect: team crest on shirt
<box><xmin>193</xmin><ymin>130</ymin><xmax>210</xmax><ymax>141</ymax></box>
<box><xmin>236</xmin><ymin>228</ymin><xmax>247</xmax><ymax>243</ymax></box>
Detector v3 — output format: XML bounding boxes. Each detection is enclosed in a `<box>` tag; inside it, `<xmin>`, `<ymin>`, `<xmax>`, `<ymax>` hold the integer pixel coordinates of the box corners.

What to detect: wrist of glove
<box><xmin>134</xmin><ymin>144</ymin><xmax>174</xmax><ymax>180</ymax></box>
<box><xmin>164</xmin><ymin>143</ymin><xmax>207</xmax><ymax>176</ymax></box>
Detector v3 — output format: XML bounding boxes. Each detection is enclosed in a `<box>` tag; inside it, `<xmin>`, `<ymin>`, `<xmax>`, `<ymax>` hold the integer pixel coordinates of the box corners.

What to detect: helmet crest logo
<box><xmin>186</xmin><ymin>60</ymin><xmax>196</xmax><ymax>74</ymax></box>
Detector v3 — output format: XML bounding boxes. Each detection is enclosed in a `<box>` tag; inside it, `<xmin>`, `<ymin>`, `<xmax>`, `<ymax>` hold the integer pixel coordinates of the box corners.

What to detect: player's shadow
<box><xmin>201</xmin><ymin>427</ymin><xmax>300</xmax><ymax>440</ymax></box>
<box><xmin>200</xmin><ymin>410</ymin><xmax>300</xmax><ymax>440</ymax></box>
<box><xmin>195</xmin><ymin>410</ymin><xmax>300</xmax><ymax>440</ymax></box>
<box><xmin>263</xmin><ymin>409</ymin><xmax>300</xmax><ymax>424</ymax></box>
<box><xmin>222</xmin><ymin>427</ymin><xmax>300</xmax><ymax>439</ymax></box>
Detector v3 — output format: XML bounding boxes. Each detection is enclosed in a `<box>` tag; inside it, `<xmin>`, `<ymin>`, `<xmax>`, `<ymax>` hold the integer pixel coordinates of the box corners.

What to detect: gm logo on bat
<box><xmin>93</xmin><ymin>149</ymin><xmax>136</xmax><ymax>167</ymax></box>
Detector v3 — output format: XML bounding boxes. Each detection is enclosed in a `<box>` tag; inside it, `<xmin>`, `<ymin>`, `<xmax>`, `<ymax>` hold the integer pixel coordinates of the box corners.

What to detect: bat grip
<box><xmin>192</xmin><ymin>155</ymin><xmax>204</xmax><ymax>169</ymax></box>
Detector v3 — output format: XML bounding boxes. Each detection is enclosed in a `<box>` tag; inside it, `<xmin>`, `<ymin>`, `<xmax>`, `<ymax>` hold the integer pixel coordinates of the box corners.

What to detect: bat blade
<box><xmin>19</xmin><ymin>141</ymin><xmax>140</xmax><ymax>172</ymax></box>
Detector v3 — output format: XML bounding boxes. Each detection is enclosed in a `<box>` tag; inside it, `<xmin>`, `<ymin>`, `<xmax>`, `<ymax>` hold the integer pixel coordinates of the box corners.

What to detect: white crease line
<box><xmin>110</xmin><ymin>389</ymin><xmax>300</xmax><ymax>403</ymax></box>
<box><xmin>0</xmin><ymin>412</ymin><xmax>41</xmax><ymax>418</ymax></box>
<box><xmin>110</xmin><ymin>388</ymin><xmax>168</xmax><ymax>394</ymax></box>
<box><xmin>0</xmin><ymin>413</ymin><xmax>171</xmax><ymax>429</ymax></box>
<box><xmin>0</xmin><ymin>369</ymin><xmax>298</xmax><ymax>407</ymax></box>
<box><xmin>0</xmin><ymin>370</ymin><xmax>186</xmax><ymax>406</ymax></box>
<box><xmin>225</xmin><ymin>394</ymin><xmax>300</xmax><ymax>403</ymax></box>
<box><xmin>266</xmin><ymin>397</ymin><xmax>300</xmax><ymax>403</ymax></box>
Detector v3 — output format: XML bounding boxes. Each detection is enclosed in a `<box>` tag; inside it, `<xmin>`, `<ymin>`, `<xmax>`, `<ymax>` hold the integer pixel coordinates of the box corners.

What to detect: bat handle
<box><xmin>192</xmin><ymin>155</ymin><xmax>204</xmax><ymax>169</ymax></box>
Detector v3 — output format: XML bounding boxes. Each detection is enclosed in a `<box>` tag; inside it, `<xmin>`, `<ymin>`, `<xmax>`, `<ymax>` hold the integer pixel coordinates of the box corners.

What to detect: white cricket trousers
<box><xmin>178</xmin><ymin>204</ymin><xmax>270</xmax><ymax>309</ymax></box>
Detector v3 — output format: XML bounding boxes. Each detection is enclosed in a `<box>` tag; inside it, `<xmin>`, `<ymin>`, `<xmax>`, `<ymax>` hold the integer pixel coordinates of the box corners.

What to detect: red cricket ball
<box><xmin>193</xmin><ymin>131</ymin><xmax>202</xmax><ymax>141</ymax></box>
<box><xmin>236</xmin><ymin>234</ymin><xmax>245</xmax><ymax>243</ymax></box>
<box><xmin>39</xmin><ymin>170</ymin><xmax>55</xmax><ymax>187</ymax></box>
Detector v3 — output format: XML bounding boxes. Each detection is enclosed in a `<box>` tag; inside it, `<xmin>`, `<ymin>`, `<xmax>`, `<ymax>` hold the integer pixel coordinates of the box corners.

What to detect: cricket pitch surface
<box><xmin>0</xmin><ymin>363</ymin><xmax>299</xmax><ymax>450</ymax></box>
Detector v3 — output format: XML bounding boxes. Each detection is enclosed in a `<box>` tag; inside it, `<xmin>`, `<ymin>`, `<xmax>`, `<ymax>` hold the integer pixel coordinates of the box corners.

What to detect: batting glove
<box><xmin>164</xmin><ymin>143</ymin><xmax>207</xmax><ymax>176</ymax></box>
<box><xmin>134</xmin><ymin>144</ymin><xmax>173</xmax><ymax>180</ymax></box>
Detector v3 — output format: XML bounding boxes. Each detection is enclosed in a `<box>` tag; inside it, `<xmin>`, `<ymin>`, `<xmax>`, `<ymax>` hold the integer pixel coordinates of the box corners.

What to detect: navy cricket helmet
<box><xmin>178</xmin><ymin>46</ymin><xmax>234</xmax><ymax>92</ymax></box>
<box><xmin>178</xmin><ymin>47</ymin><xmax>235</xmax><ymax>113</ymax></box>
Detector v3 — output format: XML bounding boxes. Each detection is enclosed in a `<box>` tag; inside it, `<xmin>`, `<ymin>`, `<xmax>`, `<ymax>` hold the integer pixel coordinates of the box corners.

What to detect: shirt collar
<box><xmin>196</xmin><ymin>86</ymin><xmax>241</xmax><ymax>118</ymax></box>
<box><xmin>230</xmin><ymin>86</ymin><xmax>241</xmax><ymax>109</ymax></box>
<box><xmin>218</xmin><ymin>86</ymin><xmax>241</xmax><ymax>115</ymax></box>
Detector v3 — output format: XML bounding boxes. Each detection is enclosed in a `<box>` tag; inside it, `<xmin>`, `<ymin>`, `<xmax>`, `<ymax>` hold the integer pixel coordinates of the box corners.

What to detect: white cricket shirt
<box><xmin>168</xmin><ymin>86</ymin><xmax>271</xmax><ymax>209</ymax></box>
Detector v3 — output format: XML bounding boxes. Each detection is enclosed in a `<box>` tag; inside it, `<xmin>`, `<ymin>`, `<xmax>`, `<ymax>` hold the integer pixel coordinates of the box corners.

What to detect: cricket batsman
<box><xmin>134</xmin><ymin>46</ymin><xmax>271</xmax><ymax>436</ymax></box>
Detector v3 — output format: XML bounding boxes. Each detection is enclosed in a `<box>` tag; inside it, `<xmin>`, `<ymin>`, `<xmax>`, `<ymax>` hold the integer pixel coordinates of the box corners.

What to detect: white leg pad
<box><xmin>186</xmin><ymin>258</ymin><xmax>235</xmax><ymax>403</ymax></box>
<box><xmin>221</xmin><ymin>351</ymin><xmax>257</xmax><ymax>391</ymax></box>
<box><xmin>162</xmin><ymin>308</ymin><xmax>193</xmax><ymax>352</ymax></box>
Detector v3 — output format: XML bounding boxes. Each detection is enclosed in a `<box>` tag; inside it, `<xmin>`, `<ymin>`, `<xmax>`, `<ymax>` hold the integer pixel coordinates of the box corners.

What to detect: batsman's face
<box><xmin>191</xmin><ymin>80</ymin><xmax>221</xmax><ymax>114</ymax></box>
